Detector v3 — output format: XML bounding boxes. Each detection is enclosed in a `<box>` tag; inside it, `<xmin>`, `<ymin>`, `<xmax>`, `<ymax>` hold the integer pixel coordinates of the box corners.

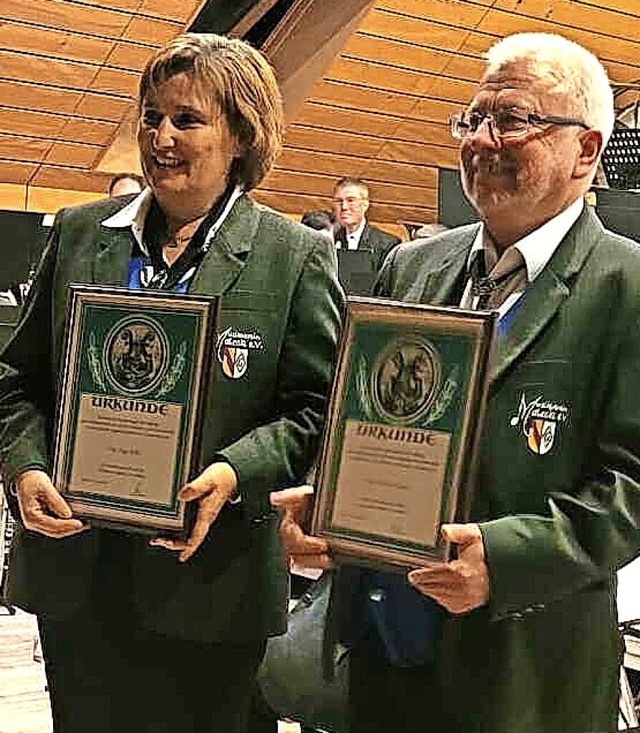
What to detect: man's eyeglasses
<box><xmin>450</xmin><ymin>108</ymin><xmax>589</xmax><ymax>141</ymax></box>
<box><xmin>332</xmin><ymin>196</ymin><xmax>366</xmax><ymax>207</ymax></box>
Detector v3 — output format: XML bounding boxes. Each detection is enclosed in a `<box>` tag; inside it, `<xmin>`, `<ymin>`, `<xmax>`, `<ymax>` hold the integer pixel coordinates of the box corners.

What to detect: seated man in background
<box><xmin>332</xmin><ymin>177</ymin><xmax>400</xmax><ymax>269</ymax></box>
<box><xmin>273</xmin><ymin>32</ymin><xmax>640</xmax><ymax>733</ymax></box>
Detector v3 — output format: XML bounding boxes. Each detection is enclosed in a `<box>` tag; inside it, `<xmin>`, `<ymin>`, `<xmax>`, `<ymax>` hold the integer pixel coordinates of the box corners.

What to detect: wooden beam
<box><xmin>375</xmin><ymin>0</ymin><xmax>492</xmax><ymax>25</ymax></box>
<box><xmin>284</xmin><ymin>125</ymin><xmax>459</xmax><ymax>169</ymax></box>
<box><xmin>123</xmin><ymin>15</ymin><xmax>183</xmax><ymax>45</ymax></box>
<box><xmin>0</xmin><ymin>183</ymin><xmax>28</xmax><ymax>211</ymax></box>
<box><xmin>138</xmin><ymin>0</ymin><xmax>205</xmax><ymax>23</ymax></box>
<box><xmin>105</xmin><ymin>42</ymin><xmax>156</xmax><ymax>72</ymax></box>
<box><xmin>227</xmin><ymin>0</ymin><xmax>281</xmax><ymax>39</ymax></box>
<box><xmin>263</xmin><ymin>0</ymin><xmax>377</xmax><ymax>121</ymax></box>
<box><xmin>45</xmin><ymin>142</ymin><xmax>103</xmax><ymax>168</ymax></box>
<box><xmin>0</xmin><ymin>161</ymin><xmax>37</xmax><ymax>186</ymax></box>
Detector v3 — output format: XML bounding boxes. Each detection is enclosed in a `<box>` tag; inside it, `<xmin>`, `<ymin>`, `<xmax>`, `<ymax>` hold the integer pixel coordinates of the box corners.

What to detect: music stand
<box><xmin>601</xmin><ymin>128</ymin><xmax>640</xmax><ymax>190</ymax></box>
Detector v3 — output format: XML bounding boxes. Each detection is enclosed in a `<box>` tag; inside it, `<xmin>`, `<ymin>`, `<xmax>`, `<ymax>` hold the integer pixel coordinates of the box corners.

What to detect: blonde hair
<box><xmin>485</xmin><ymin>33</ymin><xmax>615</xmax><ymax>146</ymax></box>
<box><xmin>139</xmin><ymin>33</ymin><xmax>283</xmax><ymax>190</ymax></box>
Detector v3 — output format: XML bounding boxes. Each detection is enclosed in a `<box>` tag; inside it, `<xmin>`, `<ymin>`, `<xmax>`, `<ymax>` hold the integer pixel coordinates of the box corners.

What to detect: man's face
<box><xmin>332</xmin><ymin>184</ymin><xmax>369</xmax><ymax>233</ymax></box>
<box><xmin>138</xmin><ymin>72</ymin><xmax>241</xmax><ymax>223</ymax></box>
<box><xmin>459</xmin><ymin>61</ymin><xmax>585</xmax><ymax>239</ymax></box>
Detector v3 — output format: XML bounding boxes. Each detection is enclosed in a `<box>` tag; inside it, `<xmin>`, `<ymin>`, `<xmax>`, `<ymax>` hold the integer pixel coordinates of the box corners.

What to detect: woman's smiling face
<box><xmin>137</xmin><ymin>71</ymin><xmax>242</xmax><ymax>224</ymax></box>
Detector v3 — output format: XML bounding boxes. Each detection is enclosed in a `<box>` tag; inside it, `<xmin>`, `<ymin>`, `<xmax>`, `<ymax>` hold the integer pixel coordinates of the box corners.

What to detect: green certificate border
<box><xmin>311</xmin><ymin>296</ymin><xmax>497</xmax><ymax>569</ymax></box>
<box><xmin>52</xmin><ymin>285</ymin><xmax>218</xmax><ymax>534</ymax></box>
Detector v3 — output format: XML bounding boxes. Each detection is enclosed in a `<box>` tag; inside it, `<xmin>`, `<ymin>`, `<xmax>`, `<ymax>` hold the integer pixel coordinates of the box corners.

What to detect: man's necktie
<box><xmin>471</xmin><ymin>248</ymin><xmax>526</xmax><ymax>310</ymax></box>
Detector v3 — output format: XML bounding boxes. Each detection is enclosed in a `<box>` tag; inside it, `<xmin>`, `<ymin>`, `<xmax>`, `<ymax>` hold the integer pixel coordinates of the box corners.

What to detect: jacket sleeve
<box><xmin>218</xmin><ymin>238</ymin><xmax>345</xmax><ymax>515</ymax></box>
<box><xmin>0</xmin><ymin>216</ymin><xmax>62</xmax><ymax>487</ymax></box>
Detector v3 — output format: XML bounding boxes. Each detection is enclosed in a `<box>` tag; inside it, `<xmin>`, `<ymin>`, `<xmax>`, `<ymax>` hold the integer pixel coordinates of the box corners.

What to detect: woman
<box><xmin>0</xmin><ymin>34</ymin><xmax>343</xmax><ymax>733</ymax></box>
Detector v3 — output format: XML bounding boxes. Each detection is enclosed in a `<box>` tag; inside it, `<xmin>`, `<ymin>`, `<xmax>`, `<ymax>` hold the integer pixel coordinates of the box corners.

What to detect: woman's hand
<box><xmin>16</xmin><ymin>469</ymin><xmax>87</xmax><ymax>538</ymax></box>
<box><xmin>150</xmin><ymin>461</ymin><xmax>238</xmax><ymax>562</ymax></box>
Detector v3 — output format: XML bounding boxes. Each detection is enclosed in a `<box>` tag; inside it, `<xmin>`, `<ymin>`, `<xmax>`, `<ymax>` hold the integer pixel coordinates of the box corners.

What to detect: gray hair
<box><xmin>485</xmin><ymin>33</ymin><xmax>615</xmax><ymax>146</ymax></box>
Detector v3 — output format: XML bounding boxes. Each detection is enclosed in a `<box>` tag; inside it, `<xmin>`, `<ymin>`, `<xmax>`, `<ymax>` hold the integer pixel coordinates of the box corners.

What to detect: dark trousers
<box><xmin>39</xmin><ymin>531</ymin><xmax>265</xmax><ymax>733</ymax></box>
<box><xmin>348</xmin><ymin>631</ymin><xmax>447</xmax><ymax>733</ymax></box>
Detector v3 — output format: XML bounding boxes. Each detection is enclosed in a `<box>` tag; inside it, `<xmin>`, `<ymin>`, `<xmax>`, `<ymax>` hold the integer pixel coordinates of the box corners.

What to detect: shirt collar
<box><xmin>100</xmin><ymin>185</ymin><xmax>244</xmax><ymax>256</ymax></box>
<box><xmin>347</xmin><ymin>217</ymin><xmax>367</xmax><ymax>244</ymax></box>
<box><xmin>467</xmin><ymin>197</ymin><xmax>584</xmax><ymax>283</ymax></box>
<box><xmin>101</xmin><ymin>188</ymin><xmax>153</xmax><ymax>252</ymax></box>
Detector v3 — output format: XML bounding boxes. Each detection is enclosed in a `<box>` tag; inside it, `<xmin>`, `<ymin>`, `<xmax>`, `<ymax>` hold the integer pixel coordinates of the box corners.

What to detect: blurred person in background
<box><xmin>411</xmin><ymin>222</ymin><xmax>448</xmax><ymax>240</ymax></box>
<box><xmin>108</xmin><ymin>171</ymin><xmax>145</xmax><ymax>197</ymax></box>
<box><xmin>301</xmin><ymin>209</ymin><xmax>335</xmax><ymax>244</ymax></box>
<box><xmin>332</xmin><ymin>177</ymin><xmax>400</xmax><ymax>269</ymax></box>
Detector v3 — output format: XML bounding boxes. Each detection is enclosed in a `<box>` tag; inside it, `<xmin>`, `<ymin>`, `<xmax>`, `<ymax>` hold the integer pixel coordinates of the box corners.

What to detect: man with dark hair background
<box><xmin>108</xmin><ymin>172</ymin><xmax>145</xmax><ymax>197</ymax></box>
<box><xmin>301</xmin><ymin>209</ymin><xmax>335</xmax><ymax>243</ymax></box>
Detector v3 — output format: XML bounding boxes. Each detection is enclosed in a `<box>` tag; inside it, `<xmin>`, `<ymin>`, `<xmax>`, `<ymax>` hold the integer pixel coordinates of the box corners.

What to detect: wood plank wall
<box><xmin>0</xmin><ymin>0</ymin><xmax>205</xmax><ymax>211</ymax></box>
<box><xmin>0</xmin><ymin>0</ymin><xmax>638</xmax><ymax>236</ymax></box>
<box><xmin>254</xmin><ymin>0</ymin><xmax>640</xmax><ymax>231</ymax></box>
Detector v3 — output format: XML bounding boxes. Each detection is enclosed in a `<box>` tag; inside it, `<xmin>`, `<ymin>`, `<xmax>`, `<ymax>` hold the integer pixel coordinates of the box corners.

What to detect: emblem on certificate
<box><xmin>311</xmin><ymin>297</ymin><xmax>497</xmax><ymax>569</ymax></box>
<box><xmin>52</xmin><ymin>285</ymin><xmax>218</xmax><ymax>533</ymax></box>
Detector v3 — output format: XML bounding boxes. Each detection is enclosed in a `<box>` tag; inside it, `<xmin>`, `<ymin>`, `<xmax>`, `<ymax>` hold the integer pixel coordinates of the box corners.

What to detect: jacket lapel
<box><xmin>360</xmin><ymin>223</ymin><xmax>372</xmax><ymax>249</ymax></box>
<box><xmin>491</xmin><ymin>205</ymin><xmax>603</xmax><ymax>384</ymax></box>
<box><xmin>190</xmin><ymin>194</ymin><xmax>257</xmax><ymax>296</ymax></box>
<box><xmin>93</xmin><ymin>194</ymin><xmax>259</xmax><ymax>295</ymax></box>
<box><xmin>93</xmin><ymin>227</ymin><xmax>133</xmax><ymax>286</ymax></box>
<box><xmin>413</xmin><ymin>227</ymin><xmax>477</xmax><ymax>305</ymax></box>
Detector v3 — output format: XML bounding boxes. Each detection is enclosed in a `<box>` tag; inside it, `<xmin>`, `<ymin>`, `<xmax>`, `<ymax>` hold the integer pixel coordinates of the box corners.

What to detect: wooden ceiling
<box><xmin>1</xmin><ymin>0</ymin><xmax>639</xmax><ymax>234</ymax></box>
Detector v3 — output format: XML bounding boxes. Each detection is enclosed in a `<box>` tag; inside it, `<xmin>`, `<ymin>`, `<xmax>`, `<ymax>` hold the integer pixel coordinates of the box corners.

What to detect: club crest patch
<box><xmin>216</xmin><ymin>327</ymin><xmax>265</xmax><ymax>380</ymax></box>
<box><xmin>509</xmin><ymin>393</ymin><xmax>570</xmax><ymax>455</ymax></box>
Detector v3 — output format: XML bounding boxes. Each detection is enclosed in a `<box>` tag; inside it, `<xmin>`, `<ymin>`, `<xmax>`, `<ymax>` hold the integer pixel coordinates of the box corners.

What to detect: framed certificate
<box><xmin>52</xmin><ymin>285</ymin><xmax>218</xmax><ymax>534</ymax></box>
<box><xmin>311</xmin><ymin>296</ymin><xmax>497</xmax><ymax>569</ymax></box>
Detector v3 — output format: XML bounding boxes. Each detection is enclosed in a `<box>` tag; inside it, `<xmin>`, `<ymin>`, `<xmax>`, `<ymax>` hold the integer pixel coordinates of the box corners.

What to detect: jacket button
<box><xmin>369</xmin><ymin>588</ymin><xmax>385</xmax><ymax>603</ymax></box>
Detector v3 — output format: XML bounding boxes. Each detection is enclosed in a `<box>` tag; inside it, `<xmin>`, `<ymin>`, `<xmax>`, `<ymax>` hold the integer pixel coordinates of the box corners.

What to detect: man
<box><xmin>332</xmin><ymin>177</ymin><xmax>400</xmax><ymax>269</ymax></box>
<box><xmin>272</xmin><ymin>33</ymin><xmax>640</xmax><ymax>733</ymax></box>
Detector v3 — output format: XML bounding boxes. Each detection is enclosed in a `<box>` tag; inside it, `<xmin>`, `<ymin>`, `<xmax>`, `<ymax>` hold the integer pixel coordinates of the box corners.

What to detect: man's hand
<box><xmin>269</xmin><ymin>486</ymin><xmax>333</xmax><ymax>570</ymax></box>
<box><xmin>150</xmin><ymin>462</ymin><xmax>238</xmax><ymax>562</ymax></box>
<box><xmin>407</xmin><ymin>523</ymin><xmax>489</xmax><ymax>614</ymax></box>
<box><xmin>16</xmin><ymin>469</ymin><xmax>87</xmax><ymax>538</ymax></box>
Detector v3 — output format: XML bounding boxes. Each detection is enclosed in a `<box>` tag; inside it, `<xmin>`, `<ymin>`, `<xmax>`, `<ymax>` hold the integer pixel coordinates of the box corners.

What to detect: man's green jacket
<box><xmin>339</xmin><ymin>205</ymin><xmax>640</xmax><ymax>732</ymax></box>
